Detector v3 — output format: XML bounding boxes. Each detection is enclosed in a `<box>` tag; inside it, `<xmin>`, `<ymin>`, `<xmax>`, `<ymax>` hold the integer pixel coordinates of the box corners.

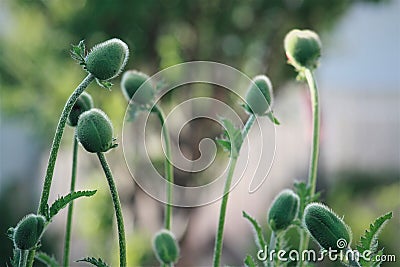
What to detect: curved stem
<box><xmin>63</xmin><ymin>136</ymin><xmax>79</xmax><ymax>267</ymax></box>
<box><xmin>298</xmin><ymin>68</ymin><xmax>320</xmax><ymax>267</ymax></box>
<box><xmin>153</xmin><ymin>105</ymin><xmax>174</xmax><ymax>231</ymax></box>
<box><xmin>213</xmin><ymin>114</ymin><xmax>256</xmax><ymax>267</ymax></box>
<box><xmin>27</xmin><ymin>74</ymin><xmax>94</xmax><ymax>267</ymax></box>
<box><xmin>97</xmin><ymin>152</ymin><xmax>127</xmax><ymax>267</ymax></box>
<box><xmin>38</xmin><ymin>73</ymin><xmax>94</xmax><ymax>215</ymax></box>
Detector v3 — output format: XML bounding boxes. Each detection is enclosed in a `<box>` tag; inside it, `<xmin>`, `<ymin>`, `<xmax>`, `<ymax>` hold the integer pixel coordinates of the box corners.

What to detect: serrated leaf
<box><xmin>35</xmin><ymin>251</ymin><xmax>59</xmax><ymax>267</ymax></box>
<box><xmin>216</xmin><ymin>138</ymin><xmax>231</xmax><ymax>152</ymax></box>
<box><xmin>96</xmin><ymin>79</ymin><xmax>113</xmax><ymax>90</ymax></box>
<box><xmin>78</xmin><ymin>257</ymin><xmax>110</xmax><ymax>267</ymax></box>
<box><xmin>49</xmin><ymin>190</ymin><xmax>97</xmax><ymax>219</ymax></box>
<box><xmin>244</xmin><ymin>254</ymin><xmax>258</xmax><ymax>267</ymax></box>
<box><xmin>70</xmin><ymin>40</ymin><xmax>86</xmax><ymax>66</ymax></box>
<box><xmin>218</xmin><ymin>117</ymin><xmax>243</xmax><ymax>158</ymax></box>
<box><xmin>243</xmin><ymin>211</ymin><xmax>267</xmax><ymax>252</ymax></box>
<box><xmin>357</xmin><ymin>212</ymin><xmax>393</xmax><ymax>267</ymax></box>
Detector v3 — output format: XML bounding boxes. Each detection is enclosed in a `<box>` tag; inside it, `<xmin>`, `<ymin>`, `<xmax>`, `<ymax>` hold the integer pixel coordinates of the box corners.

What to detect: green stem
<box><xmin>63</xmin><ymin>136</ymin><xmax>79</xmax><ymax>267</ymax></box>
<box><xmin>213</xmin><ymin>114</ymin><xmax>256</xmax><ymax>267</ymax></box>
<box><xmin>153</xmin><ymin>105</ymin><xmax>174</xmax><ymax>231</ymax></box>
<box><xmin>18</xmin><ymin>250</ymin><xmax>28</xmax><ymax>267</ymax></box>
<box><xmin>28</xmin><ymin>74</ymin><xmax>94</xmax><ymax>267</ymax></box>
<box><xmin>298</xmin><ymin>68</ymin><xmax>320</xmax><ymax>267</ymax></box>
<box><xmin>97</xmin><ymin>152</ymin><xmax>127</xmax><ymax>267</ymax></box>
<box><xmin>38</xmin><ymin>73</ymin><xmax>94</xmax><ymax>215</ymax></box>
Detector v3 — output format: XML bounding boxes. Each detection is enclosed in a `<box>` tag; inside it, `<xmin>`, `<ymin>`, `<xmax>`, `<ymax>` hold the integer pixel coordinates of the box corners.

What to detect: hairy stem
<box><xmin>153</xmin><ymin>105</ymin><xmax>174</xmax><ymax>231</ymax></box>
<box><xmin>28</xmin><ymin>74</ymin><xmax>94</xmax><ymax>267</ymax></box>
<box><xmin>298</xmin><ymin>68</ymin><xmax>320</xmax><ymax>267</ymax></box>
<box><xmin>97</xmin><ymin>152</ymin><xmax>127</xmax><ymax>267</ymax></box>
<box><xmin>213</xmin><ymin>114</ymin><xmax>256</xmax><ymax>267</ymax></box>
<box><xmin>63</xmin><ymin>136</ymin><xmax>79</xmax><ymax>267</ymax></box>
<box><xmin>18</xmin><ymin>250</ymin><xmax>28</xmax><ymax>267</ymax></box>
<box><xmin>38</xmin><ymin>73</ymin><xmax>94</xmax><ymax>215</ymax></box>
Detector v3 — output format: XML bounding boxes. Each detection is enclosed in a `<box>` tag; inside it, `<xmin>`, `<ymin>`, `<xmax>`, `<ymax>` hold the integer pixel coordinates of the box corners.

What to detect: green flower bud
<box><xmin>13</xmin><ymin>214</ymin><xmax>46</xmax><ymax>250</ymax></box>
<box><xmin>245</xmin><ymin>75</ymin><xmax>273</xmax><ymax>115</ymax></box>
<box><xmin>268</xmin><ymin>189</ymin><xmax>299</xmax><ymax>232</ymax></box>
<box><xmin>85</xmin><ymin>38</ymin><xmax>129</xmax><ymax>80</ymax></box>
<box><xmin>121</xmin><ymin>70</ymin><xmax>155</xmax><ymax>105</ymax></box>
<box><xmin>284</xmin><ymin>29</ymin><xmax>321</xmax><ymax>71</ymax></box>
<box><xmin>303</xmin><ymin>203</ymin><xmax>352</xmax><ymax>251</ymax></box>
<box><xmin>76</xmin><ymin>109</ymin><xmax>115</xmax><ymax>153</ymax></box>
<box><xmin>68</xmin><ymin>92</ymin><xmax>94</xmax><ymax>127</ymax></box>
<box><xmin>152</xmin><ymin>230</ymin><xmax>180</xmax><ymax>265</ymax></box>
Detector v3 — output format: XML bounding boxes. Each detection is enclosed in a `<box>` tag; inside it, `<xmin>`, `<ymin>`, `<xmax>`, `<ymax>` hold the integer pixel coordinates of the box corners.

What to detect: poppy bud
<box><xmin>268</xmin><ymin>189</ymin><xmax>299</xmax><ymax>232</ymax></box>
<box><xmin>121</xmin><ymin>70</ymin><xmax>155</xmax><ymax>106</ymax></box>
<box><xmin>245</xmin><ymin>75</ymin><xmax>273</xmax><ymax>116</ymax></box>
<box><xmin>284</xmin><ymin>29</ymin><xmax>321</xmax><ymax>71</ymax></box>
<box><xmin>152</xmin><ymin>230</ymin><xmax>180</xmax><ymax>265</ymax></box>
<box><xmin>68</xmin><ymin>92</ymin><xmax>94</xmax><ymax>127</ymax></box>
<box><xmin>303</xmin><ymin>203</ymin><xmax>352</xmax><ymax>251</ymax></box>
<box><xmin>85</xmin><ymin>38</ymin><xmax>129</xmax><ymax>80</ymax></box>
<box><xmin>76</xmin><ymin>109</ymin><xmax>115</xmax><ymax>153</ymax></box>
<box><xmin>13</xmin><ymin>214</ymin><xmax>46</xmax><ymax>250</ymax></box>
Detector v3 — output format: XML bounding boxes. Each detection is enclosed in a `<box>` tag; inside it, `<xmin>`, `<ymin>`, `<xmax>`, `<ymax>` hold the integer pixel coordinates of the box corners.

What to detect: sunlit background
<box><xmin>1</xmin><ymin>0</ymin><xmax>399</xmax><ymax>266</ymax></box>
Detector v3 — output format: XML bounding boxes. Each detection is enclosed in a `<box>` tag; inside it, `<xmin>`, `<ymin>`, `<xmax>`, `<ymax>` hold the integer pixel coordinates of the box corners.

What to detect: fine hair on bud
<box><xmin>303</xmin><ymin>203</ymin><xmax>352</xmax><ymax>251</ymax></box>
<box><xmin>121</xmin><ymin>70</ymin><xmax>155</xmax><ymax>106</ymax></box>
<box><xmin>13</xmin><ymin>214</ymin><xmax>46</xmax><ymax>250</ymax></box>
<box><xmin>152</xmin><ymin>229</ymin><xmax>180</xmax><ymax>265</ymax></box>
<box><xmin>76</xmin><ymin>108</ymin><xmax>114</xmax><ymax>153</ymax></box>
<box><xmin>68</xmin><ymin>92</ymin><xmax>94</xmax><ymax>127</ymax></box>
<box><xmin>85</xmin><ymin>38</ymin><xmax>129</xmax><ymax>80</ymax></box>
<box><xmin>268</xmin><ymin>189</ymin><xmax>299</xmax><ymax>232</ymax></box>
<box><xmin>245</xmin><ymin>75</ymin><xmax>274</xmax><ymax>116</ymax></box>
<box><xmin>284</xmin><ymin>29</ymin><xmax>321</xmax><ymax>71</ymax></box>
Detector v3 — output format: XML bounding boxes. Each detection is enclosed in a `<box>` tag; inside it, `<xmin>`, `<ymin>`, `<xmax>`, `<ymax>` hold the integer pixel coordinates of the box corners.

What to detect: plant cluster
<box><xmin>5</xmin><ymin>29</ymin><xmax>393</xmax><ymax>267</ymax></box>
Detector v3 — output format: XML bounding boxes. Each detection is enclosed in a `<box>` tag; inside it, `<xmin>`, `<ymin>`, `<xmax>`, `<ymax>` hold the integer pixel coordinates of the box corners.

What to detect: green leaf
<box><xmin>242</xmin><ymin>211</ymin><xmax>267</xmax><ymax>252</ymax></box>
<box><xmin>78</xmin><ymin>257</ymin><xmax>111</xmax><ymax>267</ymax></box>
<box><xmin>70</xmin><ymin>40</ymin><xmax>86</xmax><ymax>66</ymax></box>
<box><xmin>357</xmin><ymin>212</ymin><xmax>393</xmax><ymax>267</ymax></box>
<box><xmin>218</xmin><ymin>117</ymin><xmax>243</xmax><ymax>158</ymax></box>
<box><xmin>49</xmin><ymin>190</ymin><xmax>97</xmax><ymax>219</ymax></box>
<box><xmin>35</xmin><ymin>251</ymin><xmax>60</xmax><ymax>267</ymax></box>
<box><xmin>266</xmin><ymin>112</ymin><xmax>280</xmax><ymax>125</ymax></box>
<box><xmin>96</xmin><ymin>79</ymin><xmax>113</xmax><ymax>90</ymax></box>
<box><xmin>293</xmin><ymin>181</ymin><xmax>320</xmax><ymax>220</ymax></box>
<box><xmin>244</xmin><ymin>254</ymin><xmax>258</xmax><ymax>267</ymax></box>
<box><xmin>216</xmin><ymin>138</ymin><xmax>231</xmax><ymax>152</ymax></box>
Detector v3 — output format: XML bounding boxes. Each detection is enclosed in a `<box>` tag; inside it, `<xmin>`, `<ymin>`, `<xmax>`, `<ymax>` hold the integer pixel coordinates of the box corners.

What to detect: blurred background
<box><xmin>0</xmin><ymin>0</ymin><xmax>399</xmax><ymax>266</ymax></box>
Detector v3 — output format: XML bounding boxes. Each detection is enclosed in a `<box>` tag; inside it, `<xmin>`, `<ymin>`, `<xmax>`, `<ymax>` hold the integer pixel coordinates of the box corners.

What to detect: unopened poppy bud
<box><xmin>245</xmin><ymin>75</ymin><xmax>273</xmax><ymax>115</ymax></box>
<box><xmin>304</xmin><ymin>203</ymin><xmax>352</xmax><ymax>251</ymax></box>
<box><xmin>68</xmin><ymin>92</ymin><xmax>94</xmax><ymax>127</ymax></box>
<box><xmin>13</xmin><ymin>214</ymin><xmax>46</xmax><ymax>250</ymax></box>
<box><xmin>76</xmin><ymin>109</ymin><xmax>115</xmax><ymax>153</ymax></box>
<box><xmin>85</xmin><ymin>38</ymin><xmax>129</xmax><ymax>80</ymax></box>
<box><xmin>284</xmin><ymin>29</ymin><xmax>321</xmax><ymax>71</ymax></box>
<box><xmin>152</xmin><ymin>230</ymin><xmax>180</xmax><ymax>265</ymax></box>
<box><xmin>121</xmin><ymin>70</ymin><xmax>155</xmax><ymax>105</ymax></box>
<box><xmin>268</xmin><ymin>189</ymin><xmax>299</xmax><ymax>232</ymax></box>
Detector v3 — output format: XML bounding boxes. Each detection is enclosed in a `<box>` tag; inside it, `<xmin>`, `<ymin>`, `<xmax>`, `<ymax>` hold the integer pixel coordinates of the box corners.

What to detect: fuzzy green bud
<box><xmin>85</xmin><ymin>38</ymin><xmax>129</xmax><ymax>80</ymax></box>
<box><xmin>76</xmin><ymin>109</ymin><xmax>115</xmax><ymax>153</ymax></box>
<box><xmin>13</xmin><ymin>214</ymin><xmax>46</xmax><ymax>250</ymax></box>
<box><xmin>152</xmin><ymin>230</ymin><xmax>180</xmax><ymax>265</ymax></box>
<box><xmin>121</xmin><ymin>70</ymin><xmax>155</xmax><ymax>105</ymax></box>
<box><xmin>68</xmin><ymin>92</ymin><xmax>94</xmax><ymax>127</ymax></box>
<box><xmin>284</xmin><ymin>29</ymin><xmax>321</xmax><ymax>71</ymax></box>
<box><xmin>304</xmin><ymin>203</ymin><xmax>352</xmax><ymax>251</ymax></box>
<box><xmin>245</xmin><ymin>75</ymin><xmax>273</xmax><ymax>115</ymax></box>
<box><xmin>268</xmin><ymin>189</ymin><xmax>299</xmax><ymax>232</ymax></box>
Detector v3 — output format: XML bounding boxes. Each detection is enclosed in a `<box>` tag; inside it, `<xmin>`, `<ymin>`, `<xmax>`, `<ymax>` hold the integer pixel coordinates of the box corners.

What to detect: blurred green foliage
<box><xmin>0</xmin><ymin>0</ymin><xmax>393</xmax><ymax>266</ymax></box>
<box><xmin>0</xmin><ymin>0</ymin><xmax>385</xmax><ymax>140</ymax></box>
